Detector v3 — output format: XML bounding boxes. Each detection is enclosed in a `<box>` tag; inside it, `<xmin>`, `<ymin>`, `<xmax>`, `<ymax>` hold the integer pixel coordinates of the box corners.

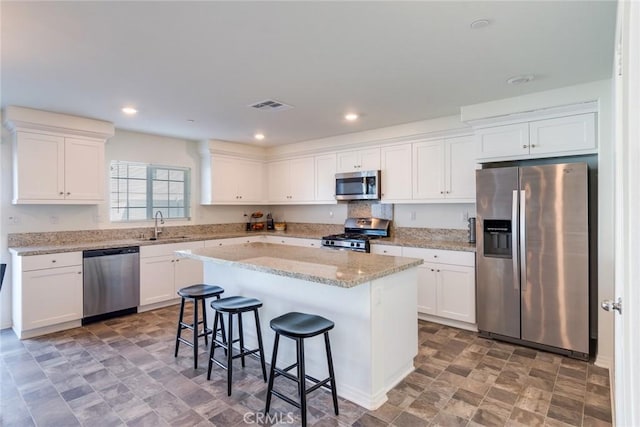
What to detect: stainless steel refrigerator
<box><xmin>476</xmin><ymin>162</ymin><xmax>589</xmax><ymax>359</ymax></box>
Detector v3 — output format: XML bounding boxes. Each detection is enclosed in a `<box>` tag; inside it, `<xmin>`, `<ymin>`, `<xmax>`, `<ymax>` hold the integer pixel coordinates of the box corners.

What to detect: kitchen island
<box><xmin>177</xmin><ymin>242</ymin><xmax>422</xmax><ymax>410</ymax></box>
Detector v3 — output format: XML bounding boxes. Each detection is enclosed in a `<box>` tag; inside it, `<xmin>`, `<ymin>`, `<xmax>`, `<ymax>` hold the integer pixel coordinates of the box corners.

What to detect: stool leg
<box><xmin>238</xmin><ymin>312</ymin><xmax>246</xmax><ymax>367</ymax></box>
<box><xmin>193</xmin><ymin>298</ymin><xmax>199</xmax><ymax>369</ymax></box>
<box><xmin>297</xmin><ymin>338</ymin><xmax>307</xmax><ymax>427</ymax></box>
<box><xmin>265</xmin><ymin>332</ymin><xmax>280</xmax><ymax>414</ymax></box>
<box><xmin>253</xmin><ymin>309</ymin><xmax>267</xmax><ymax>381</ymax></box>
<box><xmin>226</xmin><ymin>312</ymin><xmax>234</xmax><ymax>396</ymax></box>
<box><xmin>174</xmin><ymin>297</ymin><xmax>186</xmax><ymax>358</ymax></box>
<box><xmin>324</xmin><ymin>332</ymin><xmax>339</xmax><ymax>416</ymax></box>
<box><xmin>207</xmin><ymin>311</ymin><xmax>220</xmax><ymax>380</ymax></box>
<box><xmin>201</xmin><ymin>297</ymin><xmax>208</xmax><ymax>346</ymax></box>
<box><xmin>219</xmin><ymin>310</ymin><xmax>228</xmax><ymax>356</ymax></box>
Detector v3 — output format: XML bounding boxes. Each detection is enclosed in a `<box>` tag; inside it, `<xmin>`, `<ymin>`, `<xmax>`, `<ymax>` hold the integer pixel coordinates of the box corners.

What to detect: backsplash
<box><xmin>347</xmin><ymin>201</ymin><xmax>393</xmax><ymax>220</ymax></box>
<box><xmin>394</xmin><ymin>227</ymin><xmax>468</xmax><ymax>242</ymax></box>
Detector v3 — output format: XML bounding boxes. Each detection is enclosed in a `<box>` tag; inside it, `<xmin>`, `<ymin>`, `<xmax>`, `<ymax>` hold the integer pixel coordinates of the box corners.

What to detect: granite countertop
<box><xmin>177</xmin><ymin>242</ymin><xmax>423</xmax><ymax>288</ymax></box>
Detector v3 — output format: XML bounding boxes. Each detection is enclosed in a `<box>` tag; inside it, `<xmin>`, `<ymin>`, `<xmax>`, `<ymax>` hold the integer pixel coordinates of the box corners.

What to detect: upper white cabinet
<box><xmin>336</xmin><ymin>148</ymin><xmax>380</xmax><ymax>173</ymax></box>
<box><xmin>413</xmin><ymin>136</ymin><xmax>475</xmax><ymax>202</ymax></box>
<box><xmin>315</xmin><ymin>153</ymin><xmax>337</xmax><ymax>202</ymax></box>
<box><xmin>475</xmin><ymin>112</ymin><xmax>596</xmax><ymax>162</ymax></box>
<box><xmin>202</xmin><ymin>154</ymin><xmax>266</xmax><ymax>204</ymax></box>
<box><xmin>380</xmin><ymin>144</ymin><xmax>412</xmax><ymax>201</ymax></box>
<box><xmin>268</xmin><ymin>157</ymin><xmax>315</xmax><ymax>203</ymax></box>
<box><xmin>5</xmin><ymin>106</ymin><xmax>114</xmax><ymax>205</ymax></box>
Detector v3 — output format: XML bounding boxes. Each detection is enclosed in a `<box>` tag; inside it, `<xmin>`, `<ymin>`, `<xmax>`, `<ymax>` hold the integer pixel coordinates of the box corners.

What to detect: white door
<box><xmin>380</xmin><ymin>144</ymin><xmax>412</xmax><ymax>201</ymax></box>
<box><xmin>413</xmin><ymin>140</ymin><xmax>444</xmax><ymax>199</ymax></box>
<box><xmin>611</xmin><ymin>2</ymin><xmax>640</xmax><ymax>425</ymax></box>
<box><xmin>416</xmin><ymin>263</ymin><xmax>437</xmax><ymax>315</ymax></box>
<box><xmin>140</xmin><ymin>256</ymin><xmax>175</xmax><ymax>305</ymax></box>
<box><xmin>237</xmin><ymin>158</ymin><xmax>265</xmax><ymax>203</ymax></box>
<box><xmin>210</xmin><ymin>156</ymin><xmax>240</xmax><ymax>202</ymax></box>
<box><xmin>174</xmin><ymin>257</ymin><xmax>204</xmax><ymax>294</ymax></box>
<box><xmin>436</xmin><ymin>264</ymin><xmax>475</xmax><ymax>323</ymax></box>
<box><xmin>359</xmin><ymin>148</ymin><xmax>381</xmax><ymax>171</ymax></box>
<box><xmin>445</xmin><ymin>136</ymin><xmax>476</xmax><ymax>200</ymax></box>
<box><xmin>14</xmin><ymin>132</ymin><xmax>65</xmax><ymax>201</ymax></box>
<box><xmin>267</xmin><ymin>160</ymin><xmax>290</xmax><ymax>202</ymax></box>
<box><xmin>475</xmin><ymin>123</ymin><xmax>529</xmax><ymax>161</ymax></box>
<box><xmin>289</xmin><ymin>157</ymin><xmax>315</xmax><ymax>201</ymax></box>
<box><xmin>64</xmin><ymin>137</ymin><xmax>105</xmax><ymax>201</ymax></box>
<box><xmin>315</xmin><ymin>153</ymin><xmax>336</xmax><ymax>201</ymax></box>
<box><xmin>336</xmin><ymin>150</ymin><xmax>359</xmax><ymax>172</ymax></box>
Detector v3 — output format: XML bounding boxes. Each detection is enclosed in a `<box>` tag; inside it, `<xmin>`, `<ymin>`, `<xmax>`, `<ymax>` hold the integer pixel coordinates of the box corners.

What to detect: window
<box><xmin>110</xmin><ymin>161</ymin><xmax>190</xmax><ymax>222</ymax></box>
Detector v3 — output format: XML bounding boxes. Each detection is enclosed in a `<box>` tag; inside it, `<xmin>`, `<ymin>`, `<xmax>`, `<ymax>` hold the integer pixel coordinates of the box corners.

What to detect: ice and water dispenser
<box><xmin>483</xmin><ymin>219</ymin><xmax>512</xmax><ymax>258</ymax></box>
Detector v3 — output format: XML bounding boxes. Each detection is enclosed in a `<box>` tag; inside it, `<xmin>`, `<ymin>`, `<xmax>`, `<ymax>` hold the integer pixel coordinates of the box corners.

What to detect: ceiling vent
<box><xmin>249</xmin><ymin>99</ymin><xmax>293</xmax><ymax>111</ymax></box>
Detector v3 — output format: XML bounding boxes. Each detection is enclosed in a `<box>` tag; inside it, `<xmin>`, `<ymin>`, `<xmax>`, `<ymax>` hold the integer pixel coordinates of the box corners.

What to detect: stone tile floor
<box><xmin>0</xmin><ymin>305</ymin><xmax>612</xmax><ymax>426</ymax></box>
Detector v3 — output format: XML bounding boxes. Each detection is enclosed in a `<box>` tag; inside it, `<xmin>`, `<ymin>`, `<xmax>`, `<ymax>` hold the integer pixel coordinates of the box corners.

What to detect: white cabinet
<box><xmin>475</xmin><ymin>113</ymin><xmax>596</xmax><ymax>162</ymax></box>
<box><xmin>204</xmin><ymin>236</ymin><xmax>257</xmax><ymax>247</ymax></box>
<box><xmin>402</xmin><ymin>247</ymin><xmax>476</xmax><ymax>326</ymax></box>
<box><xmin>413</xmin><ymin>136</ymin><xmax>475</xmax><ymax>202</ymax></box>
<box><xmin>264</xmin><ymin>236</ymin><xmax>320</xmax><ymax>248</ymax></box>
<box><xmin>202</xmin><ymin>155</ymin><xmax>266</xmax><ymax>204</ymax></box>
<box><xmin>268</xmin><ymin>157</ymin><xmax>315</xmax><ymax>203</ymax></box>
<box><xmin>11</xmin><ymin>251</ymin><xmax>83</xmax><ymax>338</ymax></box>
<box><xmin>12</xmin><ymin>131</ymin><xmax>105</xmax><ymax>204</ymax></box>
<box><xmin>380</xmin><ymin>144</ymin><xmax>412</xmax><ymax>201</ymax></box>
<box><xmin>370</xmin><ymin>244</ymin><xmax>402</xmax><ymax>256</ymax></box>
<box><xmin>336</xmin><ymin>148</ymin><xmax>380</xmax><ymax>173</ymax></box>
<box><xmin>315</xmin><ymin>153</ymin><xmax>337</xmax><ymax>202</ymax></box>
<box><xmin>139</xmin><ymin>241</ymin><xmax>204</xmax><ymax>306</ymax></box>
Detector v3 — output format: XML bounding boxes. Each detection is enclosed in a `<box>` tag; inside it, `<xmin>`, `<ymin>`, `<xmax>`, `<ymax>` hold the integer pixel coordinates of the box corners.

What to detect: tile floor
<box><xmin>0</xmin><ymin>305</ymin><xmax>612</xmax><ymax>426</ymax></box>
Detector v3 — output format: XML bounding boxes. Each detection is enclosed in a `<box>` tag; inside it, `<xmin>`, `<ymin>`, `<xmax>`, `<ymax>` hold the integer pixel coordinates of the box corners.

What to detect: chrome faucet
<box><xmin>153</xmin><ymin>210</ymin><xmax>165</xmax><ymax>240</ymax></box>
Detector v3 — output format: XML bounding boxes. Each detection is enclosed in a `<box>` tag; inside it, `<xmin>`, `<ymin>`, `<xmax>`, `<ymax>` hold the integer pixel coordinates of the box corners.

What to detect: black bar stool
<box><xmin>265</xmin><ymin>312</ymin><xmax>339</xmax><ymax>427</ymax></box>
<box><xmin>207</xmin><ymin>296</ymin><xmax>267</xmax><ymax>395</ymax></box>
<box><xmin>175</xmin><ymin>284</ymin><xmax>225</xmax><ymax>369</ymax></box>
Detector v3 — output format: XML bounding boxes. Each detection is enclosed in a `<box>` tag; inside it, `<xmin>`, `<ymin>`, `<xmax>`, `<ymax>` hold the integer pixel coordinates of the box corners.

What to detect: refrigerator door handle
<box><xmin>519</xmin><ymin>189</ymin><xmax>527</xmax><ymax>291</ymax></box>
<box><xmin>511</xmin><ymin>190</ymin><xmax>519</xmax><ymax>291</ymax></box>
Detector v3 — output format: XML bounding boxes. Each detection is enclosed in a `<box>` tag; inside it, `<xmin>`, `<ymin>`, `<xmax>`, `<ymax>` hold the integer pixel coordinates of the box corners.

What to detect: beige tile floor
<box><xmin>0</xmin><ymin>305</ymin><xmax>612</xmax><ymax>426</ymax></box>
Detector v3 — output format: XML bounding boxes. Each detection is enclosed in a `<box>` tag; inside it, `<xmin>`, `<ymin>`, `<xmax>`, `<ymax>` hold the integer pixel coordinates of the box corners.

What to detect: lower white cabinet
<box><xmin>370</xmin><ymin>244</ymin><xmax>402</xmax><ymax>256</ymax></box>
<box><xmin>139</xmin><ymin>241</ymin><xmax>204</xmax><ymax>306</ymax></box>
<box><xmin>264</xmin><ymin>236</ymin><xmax>320</xmax><ymax>247</ymax></box>
<box><xmin>402</xmin><ymin>247</ymin><xmax>476</xmax><ymax>326</ymax></box>
<box><xmin>11</xmin><ymin>251</ymin><xmax>83</xmax><ymax>338</ymax></box>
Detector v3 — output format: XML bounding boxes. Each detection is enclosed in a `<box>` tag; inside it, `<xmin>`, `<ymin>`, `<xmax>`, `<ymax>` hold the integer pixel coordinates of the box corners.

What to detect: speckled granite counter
<box><xmin>177</xmin><ymin>242</ymin><xmax>422</xmax><ymax>288</ymax></box>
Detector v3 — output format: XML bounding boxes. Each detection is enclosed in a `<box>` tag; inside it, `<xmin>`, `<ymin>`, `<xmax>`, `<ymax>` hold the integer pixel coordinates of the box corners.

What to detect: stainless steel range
<box><xmin>322</xmin><ymin>217</ymin><xmax>390</xmax><ymax>253</ymax></box>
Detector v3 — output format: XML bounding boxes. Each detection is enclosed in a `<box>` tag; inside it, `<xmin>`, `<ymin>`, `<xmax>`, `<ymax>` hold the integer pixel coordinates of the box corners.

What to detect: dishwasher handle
<box><xmin>83</xmin><ymin>246</ymin><xmax>139</xmax><ymax>258</ymax></box>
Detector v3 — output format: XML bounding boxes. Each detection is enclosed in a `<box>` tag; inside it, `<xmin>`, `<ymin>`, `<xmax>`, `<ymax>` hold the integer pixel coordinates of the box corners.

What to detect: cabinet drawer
<box><xmin>140</xmin><ymin>241</ymin><xmax>204</xmax><ymax>258</ymax></box>
<box><xmin>370</xmin><ymin>244</ymin><xmax>402</xmax><ymax>256</ymax></box>
<box><xmin>21</xmin><ymin>252</ymin><xmax>82</xmax><ymax>271</ymax></box>
<box><xmin>402</xmin><ymin>247</ymin><xmax>474</xmax><ymax>267</ymax></box>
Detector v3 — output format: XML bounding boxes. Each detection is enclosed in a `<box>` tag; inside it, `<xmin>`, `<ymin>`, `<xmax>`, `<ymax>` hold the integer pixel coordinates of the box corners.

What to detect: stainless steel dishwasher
<box><xmin>83</xmin><ymin>246</ymin><xmax>140</xmax><ymax>324</ymax></box>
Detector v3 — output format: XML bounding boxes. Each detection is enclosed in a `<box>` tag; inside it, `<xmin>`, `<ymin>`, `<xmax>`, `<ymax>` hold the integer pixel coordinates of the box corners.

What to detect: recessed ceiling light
<box><xmin>187</xmin><ymin>119</ymin><xmax>195</xmax><ymax>123</ymax></box>
<box><xmin>507</xmin><ymin>74</ymin><xmax>535</xmax><ymax>85</ymax></box>
<box><xmin>254</xmin><ymin>133</ymin><xmax>265</xmax><ymax>141</ymax></box>
<box><xmin>344</xmin><ymin>113</ymin><xmax>359</xmax><ymax>121</ymax></box>
<box><xmin>470</xmin><ymin>19</ymin><xmax>491</xmax><ymax>30</ymax></box>
<box><xmin>121</xmin><ymin>107</ymin><xmax>137</xmax><ymax>115</ymax></box>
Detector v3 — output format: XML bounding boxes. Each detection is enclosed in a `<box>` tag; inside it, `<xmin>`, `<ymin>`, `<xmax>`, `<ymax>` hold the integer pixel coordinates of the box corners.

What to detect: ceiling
<box><xmin>1</xmin><ymin>1</ymin><xmax>617</xmax><ymax>146</ymax></box>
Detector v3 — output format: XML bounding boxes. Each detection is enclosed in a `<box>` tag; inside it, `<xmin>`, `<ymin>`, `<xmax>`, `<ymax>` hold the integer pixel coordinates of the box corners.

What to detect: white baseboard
<box><xmin>137</xmin><ymin>299</ymin><xmax>180</xmax><ymax>313</ymax></box>
<box><xmin>595</xmin><ymin>354</ymin><xmax>613</xmax><ymax>371</ymax></box>
<box><xmin>1</xmin><ymin>321</ymin><xmax>12</xmax><ymax>330</ymax></box>
<box><xmin>418</xmin><ymin>313</ymin><xmax>478</xmax><ymax>332</ymax></box>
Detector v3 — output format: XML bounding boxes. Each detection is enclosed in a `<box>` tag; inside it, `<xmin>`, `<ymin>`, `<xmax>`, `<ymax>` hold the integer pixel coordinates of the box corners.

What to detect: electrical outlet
<box><xmin>9</xmin><ymin>216</ymin><xmax>20</xmax><ymax>224</ymax></box>
<box><xmin>329</xmin><ymin>210</ymin><xmax>334</xmax><ymax>218</ymax></box>
<box><xmin>50</xmin><ymin>215</ymin><xmax>59</xmax><ymax>224</ymax></box>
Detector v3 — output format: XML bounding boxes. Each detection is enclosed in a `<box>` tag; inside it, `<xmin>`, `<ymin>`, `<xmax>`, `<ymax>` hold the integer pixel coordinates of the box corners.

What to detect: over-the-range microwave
<box><xmin>335</xmin><ymin>170</ymin><xmax>381</xmax><ymax>201</ymax></box>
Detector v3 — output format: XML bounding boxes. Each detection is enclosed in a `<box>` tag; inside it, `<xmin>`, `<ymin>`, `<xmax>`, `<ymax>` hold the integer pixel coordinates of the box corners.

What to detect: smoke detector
<box><xmin>249</xmin><ymin>99</ymin><xmax>293</xmax><ymax>111</ymax></box>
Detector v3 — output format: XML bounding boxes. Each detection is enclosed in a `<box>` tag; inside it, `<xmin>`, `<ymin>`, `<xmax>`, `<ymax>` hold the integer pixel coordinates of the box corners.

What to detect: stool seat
<box><xmin>211</xmin><ymin>296</ymin><xmax>262</xmax><ymax>312</ymax></box>
<box><xmin>177</xmin><ymin>284</ymin><xmax>224</xmax><ymax>299</ymax></box>
<box><xmin>270</xmin><ymin>312</ymin><xmax>334</xmax><ymax>338</ymax></box>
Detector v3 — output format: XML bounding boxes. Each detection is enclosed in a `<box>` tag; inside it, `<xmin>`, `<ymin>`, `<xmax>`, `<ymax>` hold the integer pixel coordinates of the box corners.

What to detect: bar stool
<box><xmin>265</xmin><ymin>312</ymin><xmax>339</xmax><ymax>427</ymax></box>
<box><xmin>175</xmin><ymin>284</ymin><xmax>225</xmax><ymax>369</ymax></box>
<box><xmin>207</xmin><ymin>296</ymin><xmax>267</xmax><ymax>395</ymax></box>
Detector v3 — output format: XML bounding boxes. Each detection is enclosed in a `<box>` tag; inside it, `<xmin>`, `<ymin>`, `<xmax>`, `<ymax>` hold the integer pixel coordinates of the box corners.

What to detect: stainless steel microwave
<box><xmin>335</xmin><ymin>170</ymin><xmax>381</xmax><ymax>201</ymax></box>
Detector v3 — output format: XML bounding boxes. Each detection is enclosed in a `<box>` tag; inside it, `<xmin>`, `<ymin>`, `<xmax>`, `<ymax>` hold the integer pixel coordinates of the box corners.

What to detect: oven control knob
<box><xmin>350</xmin><ymin>242</ymin><xmax>355</xmax><ymax>247</ymax></box>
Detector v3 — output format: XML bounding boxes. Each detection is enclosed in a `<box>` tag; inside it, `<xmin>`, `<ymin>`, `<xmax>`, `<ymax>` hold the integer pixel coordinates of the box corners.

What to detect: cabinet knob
<box><xmin>171</xmin><ymin>259</ymin><xmax>175</xmax><ymax>262</ymax></box>
<box><xmin>433</xmin><ymin>255</ymin><xmax>438</xmax><ymax>258</ymax></box>
<box><xmin>66</xmin><ymin>192</ymin><xmax>71</xmax><ymax>195</ymax></box>
<box><xmin>430</xmin><ymin>268</ymin><xmax>435</xmax><ymax>272</ymax></box>
<box><xmin>175</xmin><ymin>259</ymin><xmax>180</xmax><ymax>262</ymax></box>
<box><xmin>440</xmin><ymin>191</ymin><xmax>444</xmax><ymax>194</ymax></box>
<box><xmin>59</xmin><ymin>192</ymin><xmax>64</xmax><ymax>195</ymax></box>
<box><xmin>531</xmin><ymin>144</ymin><xmax>536</xmax><ymax>148</ymax></box>
<box><xmin>523</xmin><ymin>144</ymin><xmax>529</xmax><ymax>149</ymax></box>
<box><xmin>77</xmin><ymin>271</ymin><xmax>82</xmax><ymax>275</ymax></box>
<box><xmin>51</xmin><ymin>260</ymin><xmax>56</xmax><ymax>263</ymax></box>
<box><xmin>437</xmin><ymin>269</ymin><xmax>441</xmax><ymax>272</ymax></box>
<box><xmin>239</xmin><ymin>195</ymin><xmax>242</xmax><ymax>199</ymax></box>
<box><xmin>446</xmin><ymin>191</ymin><xmax>450</xmax><ymax>194</ymax></box>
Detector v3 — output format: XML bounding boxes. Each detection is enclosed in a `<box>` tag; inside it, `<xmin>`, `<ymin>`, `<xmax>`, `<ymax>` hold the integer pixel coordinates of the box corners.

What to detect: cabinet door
<box><xmin>370</xmin><ymin>245</ymin><xmax>402</xmax><ymax>256</ymax></box>
<box><xmin>64</xmin><ymin>138</ymin><xmax>105</xmax><ymax>201</ymax></box>
<box><xmin>267</xmin><ymin>160</ymin><xmax>290</xmax><ymax>202</ymax></box>
<box><xmin>381</xmin><ymin>144</ymin><xmax>412</xmax><ymax>201</ymax></box>
<box><xmin>22</xmin><ymin>266</ymin><xmax>83</xmax><ymax>330</ymax></box>
<box><xmin>413</xmin><ymin>140</ymin><xmax>444</xmax><ymax>199</ymax></box>
<box><xmin>210</xmin><ymin>156</ymin><xmax>240</xmax><ymax>202</ymax></box>
<box><xmin>237</xmin><ymin>159</ymin><xmax>265</xmax><ymax>203</ymax></box>
<box><xmin>436</xmin><ymin>264</ymin><xmax>476</xmax><ymax>323</ymax></box>
<box><xmin>359</xmin><ymin>148</ymin><xmax>381</xmax><ymax>171</ymax></box>
<box><xmin>174</xmin><ymin>257</ymin><xmax>203</xmax><ymax>294</ymax></box>
<box><xmin>140</xmin><ymin>255</ymin><xmax>175</xmax><ymax>305</ymax></box>
<box><xmin>417</xmin><ymin>264</ymin><xmax>438</xmax><ymax>315</ymax></box>
<box><xmin>529</xmin><ymin>113</ymin><xmax>596</xmax><ymax>156</ymax></box>
<box><xmin>315</xmin><ymin>153</ymin><xmax>336</xmax><ymax>202</ymax></box>
<box><xmin>14</xmin><ymin>132</ymin><xmax>65</xmax><ymax>201</ymax></box>
<box><xmin>445</xmin><ymin>136</ymin><xmax>476</xmax><ymax>200</ymax></box>
<box><xmin>336</xmin><ymin>151</ymin><xmax>360</xmax><ymax>172</ymax></box>
<box><xmin>289</xmin><ymin>157</ymin><xmax>315</xmax><ymax>201</ymax></box>
<box><xmin>475</xmin><ymin>123</ymin><xmax>529</xmax><ymax>160</ymax></box>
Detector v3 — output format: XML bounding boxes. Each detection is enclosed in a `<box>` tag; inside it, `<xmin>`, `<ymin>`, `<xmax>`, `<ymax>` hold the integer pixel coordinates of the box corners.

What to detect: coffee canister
<box><xmin>468</xmin><ymin>217</ymin><xmax>476</xmax><ymax>244</ymax></box>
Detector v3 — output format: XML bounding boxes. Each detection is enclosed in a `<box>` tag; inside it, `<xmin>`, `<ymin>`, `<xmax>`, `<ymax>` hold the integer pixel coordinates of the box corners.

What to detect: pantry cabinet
<box><xmin>380</xmin><ymin>144</ymin><xmax>412</xmax><ymax>201</ymax></box>
<box><xmin>202</xmin><ymin>155</ymin><xmax>266</xmax><ymax>204</ymax></box>
<box><xmin>336</xmin><ymin>148</ymin><xmax>380</xmax><ymax>173</ymax></box>
<box><xmin>268</xmin><ymin>157</ymin><xmax>315</xmax><ymax>203</ymax></box>
<box><xmin>413</xmin><ymin>136</ymin><xmax>475</xmax><ymax>202</ymax></box>
<box><xmin>11</xmin><ymin>251</ymin><xmax>83</xmax><ymax>338</ymax></box>
<box><xmin>475</xmin><ymin>112</ymin><xmax>596</xmax><ymax>162</ymax></box>
<box><xmin>139</xmin><ymin>241</ymin><xmax>204</xmax><ymax>307</ymax></box>
<box><xmin>315</xmin><ymin>153</ymin><xmax>337</xmax><ymax>202</ymax></box>
<box><xmin>402</xmin><ymin>247</ymin><xmax>476</xmax><ymax>328</ymax></box>
<box><xmin>12</xmin><ymin>132</ymin><xmax>105</xmax><ymax>204</ymax></box>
